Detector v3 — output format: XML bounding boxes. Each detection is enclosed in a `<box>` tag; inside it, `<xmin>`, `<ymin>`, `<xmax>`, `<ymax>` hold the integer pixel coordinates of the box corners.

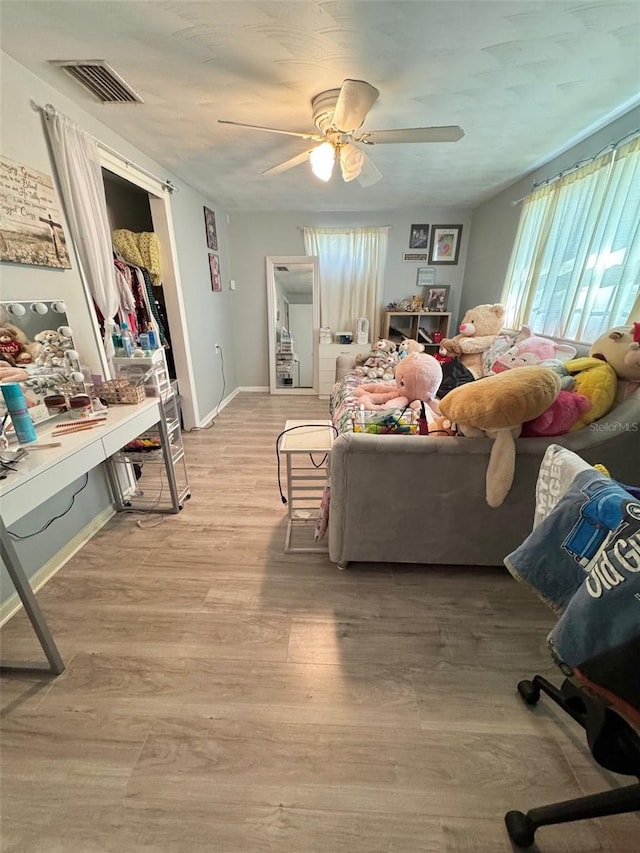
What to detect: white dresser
<box><xmin>318</xmin><ymin>342</ymin><xmax>371</xmax><ymax>398</ymax></box>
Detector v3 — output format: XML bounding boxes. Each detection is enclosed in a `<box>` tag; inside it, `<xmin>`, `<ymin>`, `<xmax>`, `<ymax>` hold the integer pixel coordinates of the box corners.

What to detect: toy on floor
<box><xmin>439</xmin><ymin>303</ymin><xmax>505</xmax><ymax>378</ymax></box>
<box><xmin>439</xmin><ymin>366</ymin><xmax>561</xmax><ymax>507</ymax></box>
<box><xmin>521</xmin><ymin>390</ymin><xmax>591</xmax><ymax>437</ymax></box>
<box><xmin>354</xmin><ymin>353</ymin><xmax>442</xmax><ymax>415</ymax></box>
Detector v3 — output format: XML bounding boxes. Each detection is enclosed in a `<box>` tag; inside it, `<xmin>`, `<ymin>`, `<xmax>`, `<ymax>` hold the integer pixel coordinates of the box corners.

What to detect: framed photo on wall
<box><xmin>209</xmin><ymin>252</ymin><xmax>221</xmax><ymax>292</ymax></box>
<box><xmin>204</xmin><ymin>206</ymin><xmax>218</xmax><ymax>251</ymax></box>
<box><xmin>416</xmin><ymin>266</ymin><xmax>436</xmax><ymax>287</ymax></box>
<box><xmin>429</xmin><ymin>225</ymin><xmax>462</xmax><ymax>265</ymax></box>
<box><xmin>425</xmin><ymin>285</ymin><xmax>450</xmax><ymax>312</ymax></box>
<box><xmin>408</xmin><ymin>224</ymin><xmax>429</xmax><ymax>249</ymax></box>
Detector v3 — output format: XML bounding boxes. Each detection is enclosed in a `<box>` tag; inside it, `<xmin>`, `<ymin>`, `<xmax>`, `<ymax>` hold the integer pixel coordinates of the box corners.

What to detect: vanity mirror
<box><xmin>266</xmin><ymin>256</ymin><xmax>319</xmax><ymax>394</ymax></box>
<box><xmin>0</xmin><ymin>300</ymin><xmax>82</xmax><ymax>426</ymax></box>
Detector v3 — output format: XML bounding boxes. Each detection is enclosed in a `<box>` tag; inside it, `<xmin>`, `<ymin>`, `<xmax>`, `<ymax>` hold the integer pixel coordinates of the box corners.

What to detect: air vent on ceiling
<box><xmin>51</xmin><ymin>60</ymin><xmax>143</xmax><ymax>104</ymax></box>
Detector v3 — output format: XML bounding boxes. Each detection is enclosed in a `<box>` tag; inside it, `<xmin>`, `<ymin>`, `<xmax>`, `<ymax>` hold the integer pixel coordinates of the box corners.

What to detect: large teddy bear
<box><xmin>439</xmin><ymin>303</ymin><xmax>505</xmax><ymax>378</ymax></box>
<box><xmin>353</xmin><ymin>353</ymin><xmax>442</xmax><ymax>416</ymax></box>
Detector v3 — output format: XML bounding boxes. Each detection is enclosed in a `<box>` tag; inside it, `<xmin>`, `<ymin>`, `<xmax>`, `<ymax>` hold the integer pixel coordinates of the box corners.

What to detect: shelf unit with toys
<box><xmin>382</xmin><ymin>311</ymin><xmax>452</xmax><ymax>350</ymax></box>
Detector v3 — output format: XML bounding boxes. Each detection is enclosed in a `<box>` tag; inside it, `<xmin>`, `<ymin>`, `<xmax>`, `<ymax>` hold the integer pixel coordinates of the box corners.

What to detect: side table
<box><xmin>280</xmin><ymin>419</ymin><xmax>334</xmax><ymax>553</ymax></box>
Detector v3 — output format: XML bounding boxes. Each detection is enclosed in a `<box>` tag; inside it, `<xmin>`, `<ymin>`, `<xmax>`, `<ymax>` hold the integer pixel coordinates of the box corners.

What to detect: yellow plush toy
<box><xmin>440</xmin><ymin>366</ymin><xmax>561</xmax><ymax>507</ymax></box>
<box><xmin>562</xmin><ymin>357</ymin><xmax>617</xmax><ymax>431</ymax></box>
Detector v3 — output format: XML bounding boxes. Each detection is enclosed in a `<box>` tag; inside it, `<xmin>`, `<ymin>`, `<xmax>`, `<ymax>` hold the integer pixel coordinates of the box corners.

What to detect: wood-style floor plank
<box><xmin>1</xmin><ymin>392</ymin><xmax>638</xmax><ymax>851</ymax></box>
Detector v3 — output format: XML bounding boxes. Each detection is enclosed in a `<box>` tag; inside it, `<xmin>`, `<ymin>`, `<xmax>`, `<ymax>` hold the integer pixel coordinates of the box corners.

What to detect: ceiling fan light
<box><xmin>310</xmin><ymin>142</ymin><xmax>335</xmax><ymax>182</ymax></box>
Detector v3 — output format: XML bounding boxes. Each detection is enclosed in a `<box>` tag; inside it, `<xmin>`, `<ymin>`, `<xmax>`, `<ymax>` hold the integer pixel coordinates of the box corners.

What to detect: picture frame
<box><xmin>408</xmin><ymin>224</ymin><xmax>429</xmax><ymax>249</ymax></box>
<box><xmin>402</xmin><ymin>251</ymin><xmax>429</xmax><ymax>263</ymax></box>
<box><xmin>429</xmin><ymin>225</ymin><xmax>462</xmax><ymax>264</ymax></box>
<box><xmin>209</xmin><ymin>253</ymin><xmax>221</xmax><ymax>292</ymax></box>
<box><xmin>416</xmin><ymin>266</ymin><xmax>436</xmax><ymax>288</ymax></box>
<box><xmin>203</xmin><ymin>206</ymin><xmax>218</xmax><ymax>251</ymax></box>
<box><xmin>425</xmin><ymin>286</ymin><xmax>450</xmax><ymax>313</ymax></box>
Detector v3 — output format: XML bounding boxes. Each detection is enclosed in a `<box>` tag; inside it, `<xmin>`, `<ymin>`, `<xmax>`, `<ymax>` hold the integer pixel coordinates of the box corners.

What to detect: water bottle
<box><xmin>120</xmin><ymin>322</ymin><xmax>135</xmax><ymax>358</ymax></box>
<box><xmin>1</xmin><ymin>383</ymin><xmax>37</xmax><ymax>444</ymax></box>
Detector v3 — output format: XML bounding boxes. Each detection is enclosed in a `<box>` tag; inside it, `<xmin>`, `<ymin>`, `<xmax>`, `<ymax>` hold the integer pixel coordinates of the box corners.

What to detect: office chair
<box><xmin>505</xmin><ymin>674</ymin><xmax>640</xmax><ymax>847</ymax></box>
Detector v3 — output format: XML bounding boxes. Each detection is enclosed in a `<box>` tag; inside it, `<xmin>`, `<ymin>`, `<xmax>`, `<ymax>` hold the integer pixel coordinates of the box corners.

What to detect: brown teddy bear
<box><xmin>439</xmin><ymin>303</ymin><xmax>505</xmax><ymax>378</ymax></box>
<box><xmin>0</xmin><ymin>326</ymin><xmax>27</xmax><ymax>365</ymax></box>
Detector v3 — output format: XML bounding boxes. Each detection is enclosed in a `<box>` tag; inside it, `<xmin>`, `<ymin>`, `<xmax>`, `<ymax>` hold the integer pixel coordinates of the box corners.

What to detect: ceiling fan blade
<box><xmin>263</xmin><ymin>149</ymin><xmax>313</xmax><ymax>176</ymax></box>
<box><xmin>218</xmin><ymin>120</ymin><xmax>321</xmax><ymax>141</ymax></box>
<box><xmin>358</xmin><ymin>126</ymin><xmax>465</xmax><ymax>144</ymax></box>
<box><xmin>332</xmin><ymin>79</ymin><xmax>380</xmax><ymax>133</ymax></box>
<box><xmin>356</xmin><ymin>153</ymin><xmax>382</xmax><ymax>188</ymax></box>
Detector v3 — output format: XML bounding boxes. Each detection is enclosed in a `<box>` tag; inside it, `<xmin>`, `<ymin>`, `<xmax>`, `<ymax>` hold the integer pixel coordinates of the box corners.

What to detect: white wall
<box><xmin>462</xmin><ymin>106</ymin><xmax>640</xmax><ymax>315</ymax></box>
<box><xmin>228</xmin><ymin>207</ymin><xmax>471</xmax><ymax>387</ymax></box>
<box><xmin>0</xmin><ymin>51</ymin><xmax>236</xmax><ymax>602</ymax></box>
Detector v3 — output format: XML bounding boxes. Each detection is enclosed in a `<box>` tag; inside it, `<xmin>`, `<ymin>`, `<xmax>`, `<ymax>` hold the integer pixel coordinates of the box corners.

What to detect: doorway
<box><xmin>96</xmin><ymin>153</ymin><xmax>198</xmax><ymax>429</ymax></box>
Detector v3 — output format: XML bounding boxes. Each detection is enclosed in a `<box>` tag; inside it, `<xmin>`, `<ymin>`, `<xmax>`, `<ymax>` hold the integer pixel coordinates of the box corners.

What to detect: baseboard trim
<box><xmin>197</xmin><ymin>387</ymin><xmax>240</xmax><ymax>427</ymax></box>
<box><xmin>0</xmin><ymin>504</ymin><xmax>116</xmax><ymax>627</ymax></box>
<box><xmin>238</xmin><ymin>386</ymin><xmax>269</xmax><ymax>392</ymax></box>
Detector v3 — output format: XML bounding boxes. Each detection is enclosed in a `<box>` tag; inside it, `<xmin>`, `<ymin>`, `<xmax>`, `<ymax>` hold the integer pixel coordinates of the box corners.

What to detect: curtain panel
<box><xmin>303</xmin><ymin>226</ymin><xmax>389</xmax><ymax>341</ymax></box>
<box><xmin>502</xmin><ymin>136</ymin><xmax>640</xmax><ymax>342</ymax></box>
<box><xmin>43</xmin><ymin>108</ymin><xmax>119</xmax><ymax>359</ymax></box>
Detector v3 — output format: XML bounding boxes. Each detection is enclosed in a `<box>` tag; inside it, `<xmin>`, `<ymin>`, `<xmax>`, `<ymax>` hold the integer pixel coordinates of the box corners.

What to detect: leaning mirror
<box><xmin>266</xmin><ymin>256</ymin><xmax>319</xmax><ymax>395</ymax></box>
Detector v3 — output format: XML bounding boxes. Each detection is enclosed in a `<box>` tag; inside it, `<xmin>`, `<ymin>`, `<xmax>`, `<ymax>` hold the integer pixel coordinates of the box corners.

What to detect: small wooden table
<box><xmin>280</xmin><ymin>420</ymin><xmax>334</xmax><ymax>553</ymax></box>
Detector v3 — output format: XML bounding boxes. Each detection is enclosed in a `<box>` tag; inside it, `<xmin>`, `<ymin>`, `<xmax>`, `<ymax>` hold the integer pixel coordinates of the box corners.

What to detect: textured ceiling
<box><xmin>1</xmin><ymin>0</ymin><xmax>639</xmax><ymax>212</ymax></box>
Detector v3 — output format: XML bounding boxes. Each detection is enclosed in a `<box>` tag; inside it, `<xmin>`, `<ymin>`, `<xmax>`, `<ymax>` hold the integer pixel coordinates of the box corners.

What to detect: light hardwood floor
<box><xmin>1</xmin><ymin>392</ymin><xmax>638</xmax><ymax>852</ymax></box>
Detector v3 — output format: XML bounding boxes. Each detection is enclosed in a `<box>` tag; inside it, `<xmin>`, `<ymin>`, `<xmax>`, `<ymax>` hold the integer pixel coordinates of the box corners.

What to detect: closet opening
<box><xmin>96</xmin><ymin>156</ymin><xmax>198</xmax><ymax>429</ymax></box>
<box><xmin>102</xmin><ymin>169</ymin><xmax>176</xmax><ymax>381</ymax></box>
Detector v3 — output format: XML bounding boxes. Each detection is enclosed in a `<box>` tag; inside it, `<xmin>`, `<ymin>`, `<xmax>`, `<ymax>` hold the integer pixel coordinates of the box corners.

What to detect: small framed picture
<box><xmin>209</xmin><ymin>252</ymin><xmax>221</xmax><ymax>292</ymax></box>
<box><xmin>416</xmin><ymin>266</ymin><xmax>436</xmax><ymax>287</ymax></box>
<box><xmin>402</xmin><ymin>251</ymin><xmax>429</xmax><ymax>262</ymax></box>
<box><xmin>425</xmin><ymin>286</ymin><xmax>450</xmax><ymax>312</ymax></box>
<box><xmin>409</xmin><ymin>224</ymin><xmax>429</xmax><ymax>249</ymax></box>
<box><xmin>429</xmin><ymin>225</ymin><xmax>462</xmax><ymax>264</ymax></box>
<box><xmin>204</xmin><ymin>206</ymin><xmax>218</xmax><ymax>251</ymax></box>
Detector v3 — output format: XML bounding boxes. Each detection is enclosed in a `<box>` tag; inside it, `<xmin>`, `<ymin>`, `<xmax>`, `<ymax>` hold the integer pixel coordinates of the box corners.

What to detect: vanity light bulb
<box><xmin>30</xmin><ymin>302</ymin><xmax>49</xmax><ymax>315</ymax></box>
<box><xmin>57</xmin><ymin>325</ymin><xmax>73</xmax><ymax>338</ymax></box>
<box><xmin>65</xmin><ymin>349</ymin><xmax>79</xmax><ymax>361</ymax></box>
<box><xmin>51</xmin><ymin>301</ymin><xmax>67</xmax><ymax>313</ymax></box>
<box><xmin>8</xmin><ymin>303</ymin><xmax>26</xmax><ymax>317</ymax></box>
<box><xmin>70</xmin><ymin>371</ymin><xmax>84</xmax><ymax>382</ymax></box>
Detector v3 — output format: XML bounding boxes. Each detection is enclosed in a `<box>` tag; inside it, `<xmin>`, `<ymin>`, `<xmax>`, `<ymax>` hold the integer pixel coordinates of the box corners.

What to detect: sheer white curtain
<box><xmin>502</xmin><ymin>136</ymin><xmax>640</xmax><ymax>342</ymax></box>
<box><xmin>303</xmin><ymin>226</ymin><xmax>389</xmax><ymax>340</ymax></box>
<box><xmin>43</xmin><ymin>106</ymin><xmax>119</xmax><ymax>358</ymax></box>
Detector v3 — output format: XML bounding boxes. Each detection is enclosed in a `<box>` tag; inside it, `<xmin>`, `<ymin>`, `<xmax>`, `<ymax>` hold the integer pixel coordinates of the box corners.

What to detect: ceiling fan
<box><xmin>218</xmin><ymin>79</ymin><xmax>464</xmax><ymax>187</ymax></box>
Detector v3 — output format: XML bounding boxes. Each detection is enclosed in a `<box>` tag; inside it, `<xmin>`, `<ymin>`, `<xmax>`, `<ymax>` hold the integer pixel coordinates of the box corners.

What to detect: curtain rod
<box><xmin>35</xmin><ymin>102</ymin><xmax>175</xmax><ymax>193</ymax></box>
<box><xmin>511</xmin><ymin>128</ymin><xmax>640</xmax><ymax>207</ymax></box>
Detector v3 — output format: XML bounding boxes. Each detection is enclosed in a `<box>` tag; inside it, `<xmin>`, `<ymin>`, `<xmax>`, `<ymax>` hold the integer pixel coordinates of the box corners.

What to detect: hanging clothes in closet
<box><xmin>109</xmin><ymin>229</ymin><xmax>168</xmax><ymax>347</ymax></box>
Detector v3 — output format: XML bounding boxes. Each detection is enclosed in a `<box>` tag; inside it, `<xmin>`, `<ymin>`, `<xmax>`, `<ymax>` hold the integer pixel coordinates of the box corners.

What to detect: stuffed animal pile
<box><xmin>33</xmin><ymin>327</ymin><xmax>74</xmax><ymax>368</ymax></box>
<box><xmin>353</xmin><ymin>352</ymin><xmax>442</xmax><ymax>420</ymax></box>
<box><xmin>354</xmin><ymin>339</ymin><xmax>399</xmax><ymax>380</ymax></box>
<box><xmin>0</xmin><ymin>326</ymin><xmax>34</xmax><ymax>366</ymax></box>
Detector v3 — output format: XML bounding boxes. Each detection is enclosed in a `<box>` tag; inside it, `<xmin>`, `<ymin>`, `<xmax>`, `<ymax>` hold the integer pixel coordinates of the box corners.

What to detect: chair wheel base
<box><xmin>505</xmin><ymin>810</ymin><xmax>536</xmax><ymax>848</ymax></box>
<box><xmin>517</xmin><ymin>679</ymin><xmax>541</xmax><ymax>705</ymax></box>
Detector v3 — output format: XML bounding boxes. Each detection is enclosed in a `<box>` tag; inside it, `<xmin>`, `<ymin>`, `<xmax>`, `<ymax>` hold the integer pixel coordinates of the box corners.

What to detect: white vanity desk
<box><xmin>0</xmin><ymin>398</ymin><xmax>162</xmax><ymax>675</ymax></box>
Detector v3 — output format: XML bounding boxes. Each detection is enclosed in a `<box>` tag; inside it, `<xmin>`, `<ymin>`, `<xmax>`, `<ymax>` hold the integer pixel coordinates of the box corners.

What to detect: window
<box><xmin>302</xmin><ymin>226</ymin><xmax>389</xmax><ymax>340</ymax></box>
<box><xmin>502</xmin><ymin>136</ymin><xmax>640</xmax><ymax>342</ymax></box>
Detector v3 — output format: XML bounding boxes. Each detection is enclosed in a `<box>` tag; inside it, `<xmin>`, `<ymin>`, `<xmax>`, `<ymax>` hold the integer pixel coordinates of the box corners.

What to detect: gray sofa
<box><xmin>328</xmin><ymin>351</ymin><xmax>640</xmax><ymax>569</ymax></box>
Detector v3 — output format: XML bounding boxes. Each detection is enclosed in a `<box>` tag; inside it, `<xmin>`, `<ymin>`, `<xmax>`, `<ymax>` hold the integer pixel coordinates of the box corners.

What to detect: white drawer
<box><xmin>319</xmin><ymin>343</ymin><xmax>370</xmax><ymax>357</ymax></box>
<box><xmin>2</xmin><ymin>442</ymin><xmax>106</xmax><ymax>527</ymax></box>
